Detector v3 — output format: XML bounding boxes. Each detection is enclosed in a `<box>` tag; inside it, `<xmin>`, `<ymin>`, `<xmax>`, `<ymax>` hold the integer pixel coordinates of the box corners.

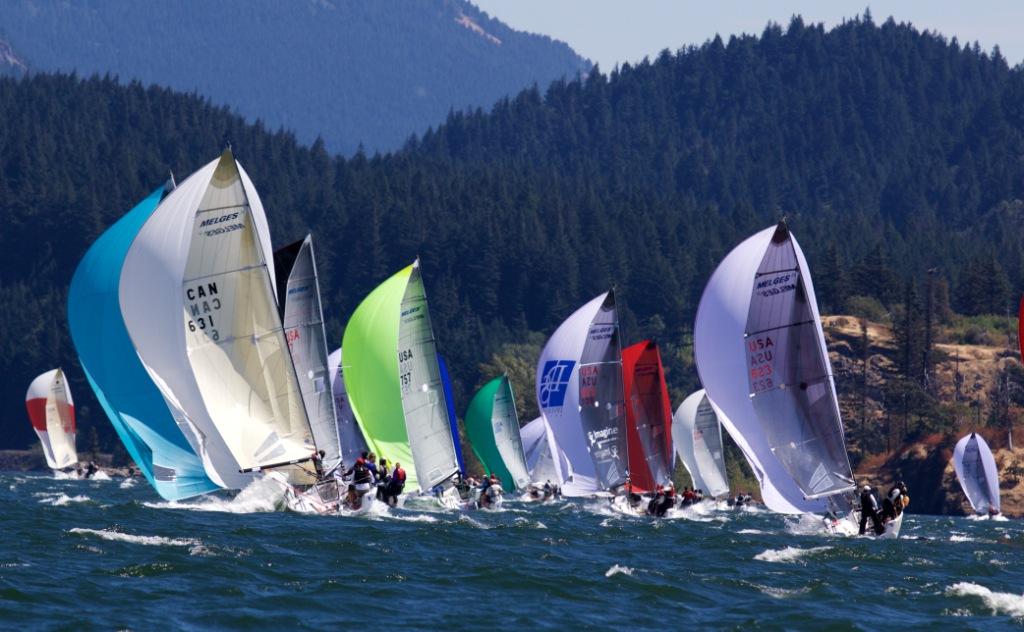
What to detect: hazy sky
<box><xmin>473</xmin><ymin>1</ymin><xmax>1024</xmax><ymax>69</ymax></box>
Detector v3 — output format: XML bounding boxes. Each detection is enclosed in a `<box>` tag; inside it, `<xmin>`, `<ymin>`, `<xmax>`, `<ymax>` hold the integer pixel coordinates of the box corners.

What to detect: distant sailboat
<box><xmin>621</xmin><ymin>340</ymin><xmax>675</xmax><ymax>492</ymax></box>
<box><xmin>465</xmin><ymin>375</ymin><xmax>531</xmax><ymax>491</ymax></box>
<box><xmin>327</xmin><ymin>348</ymin><xmax>369</xmax><ymax>466</ymax></box>
<box><xmin>672</xmin><ymin>390</ymin><xmax>730</xmax><ymax>499</ymax></box>
<box><xmin>952</xmin><ymin>432</ymin><xmax>1001</xmax><ymax>516</ymax></box>
<box><xmin>68</xmin><ymin>186</ymin><xmax>217</xmax><ymax>500</ymax></box>
<box><xmin>536</xmin><ymin>291</ymin><xmax>629</xmax><ymax>496</ymax></box>
<box><xmin>695</xmin><ymin>222</ymin><xmax>895</xmax><ymax>536</ymax></box>
<box><xmin>273</xmin><ymin>235</ymin><xmax>342</xmax><ymax>472</ymax></box>
<box><xmin>25</xmin><ymin>368</ymin><xmax>78</xmax><ymax>472</ymax></box>
<box><xmin>120</xmin><ymin>150</ymin><xmax>316</xmax><ymax>491</ymax></box>
<box><xmin>521</xmin><ymin>416</ymin><xmax>571</xmax><ymax>495</ymax></box>
<box><xmin>341</xmin><ymin>260</ymin><xmax>462</xmax><ymax>503</ymax></box>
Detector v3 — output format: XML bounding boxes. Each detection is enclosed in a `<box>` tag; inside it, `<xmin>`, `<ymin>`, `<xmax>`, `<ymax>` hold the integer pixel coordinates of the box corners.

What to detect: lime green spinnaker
<box><xmin>465</xmin><ymin>375</ymin><xmax>530</xmax><ymax>490</ymax></box>
<box><xmin>342</xmin><ymin>264</ymin><xmax>416</xmax><ymax>488</ymax></box>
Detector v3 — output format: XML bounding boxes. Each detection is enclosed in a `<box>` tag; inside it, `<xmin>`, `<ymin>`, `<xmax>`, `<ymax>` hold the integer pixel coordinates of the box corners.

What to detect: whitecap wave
<box><xmin>144</xmin><ymin>476</ymin><xmax>285</xmax><ymax>514</ymax></box>
<box><xmin>605</xmin><ymin>564</ymin><xmax>634</xmax><ymax>578</ymax></box>
<box><xmin>949</xmin><ymin>534</ymin><xmax>974</xmax><ymax>542</ymax></box>
<box><xmin>90</xmin><ymin>471</ymin><xmax>111</xmax><ymax>481</ymax></box>
<box><xmin>738</xmin><ymin>529</ymin><xmax>766</xmax><ymax>535</ymax></box>
<box><xmin>69</xmin><ymin>528</ymin><xmax>200</xmax><ymax>548</ymax></box>
<box><xmin>755</xmin><ymin>546</ymin><xmax>831</xmax><ymax>563</ymax></box>
<box><xmin>946</xmin><ymin>582</ymin><xmax>1024</xmax><ymax>617</ymax></box>
<box><xmin>119</xmin><ymin>478</ymin><xmax>137</xmax><ymax>489</ymax></box>
<box><xmin>38</xmin><ymin>493</ymin><xmax>91</xmax><ymax>506</ymax></box>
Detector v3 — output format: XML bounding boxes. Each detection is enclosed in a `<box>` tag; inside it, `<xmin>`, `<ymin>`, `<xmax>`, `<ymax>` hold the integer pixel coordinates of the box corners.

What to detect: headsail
<box><xmin>69</xmin><ymin>187</ymin><xmax>217</xmax><ymax>499</ymax></box>
<box><xmin>695</xmin><ymin>223</ymin><xmax>833</xmax><ymax>514</ymax></box>
<box><xmin>952</xmin><ymin>432</ymin><xmax>1000</xmax><ymax>515</ymax></box>
<box><xmin>327</xmin><ymin>348</ymin><xmax>368</xmax><ymax>466</ymax></box>
<box><xmin>342</xmin><ymin>261</ymin><xmax>460</xmax><ymax>492</ymax></box>
<box><xmin>622</xmin><ymin>340</ymin><xmax>674</xmax><ymax>491</ymax></box>
<box><xmin>465</xmin><ymin>375</ymin><xmax>531</xmax><ymax>490</ymax></box>
<box><xmin>273</xmin><ymin>235</ymin><xmax>342</xmax><ymax>470</ymax></box>
<box><xmin>25</xmin><ymin>368</ymin><xmax>78</xmax><ymax>470</ymax></box>
<box><xmin>120</xmin><ymin>150</ymin><xmax>313</xmax><ymax>488</ymax></box>
<box><xmin>672</xmin><ymin>390</ymin><xmax>730</xmax><ymax>498</ymax></box>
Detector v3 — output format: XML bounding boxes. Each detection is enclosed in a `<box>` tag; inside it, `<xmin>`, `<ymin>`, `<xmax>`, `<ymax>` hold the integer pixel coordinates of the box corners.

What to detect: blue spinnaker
<box><xmin>438</xmin><ymin>355</ymin><xmax>465</xmax><ymax>472</ymax></box>
<box><xmin>68</xmin><ymin>187</ymin><xmax>218</xmax><ymax>500</ymax></box>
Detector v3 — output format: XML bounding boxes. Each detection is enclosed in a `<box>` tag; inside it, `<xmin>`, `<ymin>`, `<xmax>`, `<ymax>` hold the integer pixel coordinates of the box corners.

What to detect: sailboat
<box><xmin>694</xmin><ymin>222</ymin><xmax>899</xmax><ymax>537</ymax></box>
<box><xmin>536</xmin><ymin>291</ymin><xmax>629</xmax><ymax>497</ymax></box>
<box><xmin>952</xmin><ymin>432</ymin><xmax>1001</xmax><ymax>517</ymax></box>
<box><xmin>327</xmin><ymin>348</ymin><xmax>369</xmax><ymax>467</ymax></box>
<box><xmin>465</xmin><ymin>375</ymin><xmax>531</xmax><ymax>500</ymax></box>
<box><xmin>120</xmin><ymin>150</ymin><xmax>319</xmax><ymax>501</ymax></box>
<box><xmin>521</xmin><ymin>416</ymin><xmax>570</xmax><ymax>500</ymax></box>
<box><xmin>621</xmin><ymin>340</ymin><xmax>675</xmax><ymax>493</ymax></box>
<box><xmin>672</xmin><ymin>390</ymin><xmax>731</xmax><ymax>500</ymax></box>
<box><xmin>25</xmin><ymin>368</ymin><xmax>78</xmax><ymax>474</ymax></box>
<box><xmin>68</xmin><ymin>185</ymin><xmax>218</xmax><ymax>499</ymax></box>
<box><xmin>341</xmin><ymin>260</ymin><xmax>464</xmax><ymax>508</ymax></box>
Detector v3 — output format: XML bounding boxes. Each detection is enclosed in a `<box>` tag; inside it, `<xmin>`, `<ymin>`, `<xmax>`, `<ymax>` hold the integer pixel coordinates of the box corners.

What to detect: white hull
<box><xmin>826</xmin><ymin>511</ymin><xmax>904</xmax><ymax>539</ymax></box>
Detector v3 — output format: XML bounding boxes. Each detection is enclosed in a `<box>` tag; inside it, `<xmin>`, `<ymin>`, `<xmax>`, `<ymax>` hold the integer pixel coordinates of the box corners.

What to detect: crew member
<box><xmin>858</xmin><ymin>484</ymin><xmax>884</xmax><ymax>535</ymax></box>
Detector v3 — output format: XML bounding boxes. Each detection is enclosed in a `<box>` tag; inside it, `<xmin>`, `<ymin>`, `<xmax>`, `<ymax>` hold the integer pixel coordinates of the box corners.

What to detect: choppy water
<box><xmin>2</xmin><ymin>473</ymin><xmax>1023</xmax><ymax>629</ymax></box>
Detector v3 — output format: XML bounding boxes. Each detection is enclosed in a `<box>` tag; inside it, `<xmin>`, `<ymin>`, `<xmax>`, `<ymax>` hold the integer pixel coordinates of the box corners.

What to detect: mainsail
<box><xmin>342</xmin><ymin>260</ymin><xmax>460</xmax><ymax>492</ymax></box>
<box><xmin>68</xmin><ymin>187</ymin><xmax>217</xmax><ymax>499</ymax></box>
<box><xmin>465</xmin><ymin>375</ymin><xmax>531</xmax><ymax>490</ymax></box>
<box><xmin>621</xmin><ymin>340</ymin><xmax>674</xmax><ymax>491</ymax></box>
<box><xmin>952</xmin><ymin>432</ymin><xmax>1001</xmax><ymax>515</ymax></box>
<box><xmin>273</xmin><ymin>235</ymin><xmax>342</xmax><ymax>470</ymax></box>
<box><xmin>120</xmin><ymin>150</ymin><xmax>313</xmax><ymax>488</ymax></box>
<box><xmin>672</xmin><ymin>389</ymin><xmax>731</xmax><ymax>498</ymax></box>
<box><xmin>327</xmin><ymin>348</ymin><xmax>369</xmax><ymax>466</ymax></box>
<box><xmin>521</xmin><ymin>416</ymin><xmax>570</xmax><ymax>486</ymax></box>
<box><xmin>695</xmin><ymin>222</ymin><xmax>840</xmax><ymax>514</ymax></box>
<box><xmin>25</xmin><ymin>368</ymin><xmax>78</xmax><ymax>470</ymax></box>
<box><xmin>537</xmin><ymin>291</ymin><xmax>629</xmax><ymax>496</ymax></box>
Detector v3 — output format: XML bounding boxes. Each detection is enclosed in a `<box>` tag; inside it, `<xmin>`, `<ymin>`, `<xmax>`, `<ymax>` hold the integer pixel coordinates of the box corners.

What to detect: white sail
<box><xmin>492</xmin><ymin>377</ymin><xmax>531</xmax><ymax>490</ymax></box>
<box><xmin>672</xmin><ymin>389</ymin><xmax>730</xmax><ymax>498</ymax></box>
<box><xmin>25</xmin><ymin>368</ymin><xmax>78</xmax><ymax>469</ymax></box>
<box><xmin>694</xmin><ymin>224</ymin><xmax>829</xmax><ymax>514</ymax></box>
<box><xmin>521</xmin><ymin>416</ymin><xmax>570</xmax><ymax>485</ymax></box>
<box><xmin>398</xmin><ymin>261</ymin><xmax>461</xmax><ymax>492</ymax></box>
<box><xmin>537</xmin><ymin>291</ymin><xmax>627</xmax><ymax>496</ymax></box>
<box><xmin>952</xmin><ymin>432</ymin><xmax>1001</xmax><ymax>514</ymax></box>
<box><xmin>120</xmin><ymin>150</ymin><xmax>313</xmax><ymax>489</ymax></box>
<box><xmin>275</xmin><ymin>235</ymin><xmax>342</xmax><ymax>470</ymax></box>
<box><xmin>327</xmin><ymin>348</ymin><xmax>368</xmax><ymax>467</ymax></box>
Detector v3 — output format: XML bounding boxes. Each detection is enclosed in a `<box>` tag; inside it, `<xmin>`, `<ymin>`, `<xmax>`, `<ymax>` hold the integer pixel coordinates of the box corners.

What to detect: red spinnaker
<box><xmin>621</xmin><ymin>340</ymin><xmax>675</xmax><ymax>493</ymax></box>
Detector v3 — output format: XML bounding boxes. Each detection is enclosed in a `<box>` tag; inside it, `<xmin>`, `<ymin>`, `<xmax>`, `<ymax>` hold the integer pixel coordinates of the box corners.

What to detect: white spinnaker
<box><xmin>672</xmin><ymin>390</ymin><xmax>730</xmax><ymax>498</ymax></box>
<box><xmin>327</xmin><ymin>348</ymin><xmax>368</xmax><ymax>466</ymax></box>
<box><xmin>492</xmin><ymin>377</ymin><xmax>531</xmax><ymax>490</ymax></box>
<box><xmin>26</xmin><ymin>368</ymin><xmax>78</xmax><ymax>469</ymax></box>
<box><xmin>952</xmin><ymin>432</ymin><xmax>1001</xmax><ymax>514</ymax></box>
<box><xmin>694</xmin><ymin>225</ymin><xmax>826</xmax><ymax>514</ymax></box>
<box><xmin>120</xmin><ymin>151</ymin><xmax>304</xmax><ymax>489</ymax></box>
<box><xmin>522</xmin><ymin>416</ymin><xmax>570</xmax><ymax>485</ymax></box>
<box><xmin>536</xmin><ymin>292</ymin><xmax>608</xmax><ymax>496</ymax></box>
<box><xmin>278</xmin><ymin>236</ymin><xmax>341</xmax><ymax>470</ymax></box>
<box><xmin>398</xmin><ymin>261</ymin><xmax>460</xmax><ymax>492</ymax></box>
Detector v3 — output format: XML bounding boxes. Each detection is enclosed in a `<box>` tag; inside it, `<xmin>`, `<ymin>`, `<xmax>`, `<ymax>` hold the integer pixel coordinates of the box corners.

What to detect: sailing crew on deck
<box><xmin>365</xmin><ymin>452</ymin><xmax>380</xmax><ymax>483</ymax></box>
<box><xmin>343</xmin><ymin>455</ymin><xmax>373</xmax><ymax>498</ymax></box>
<box><xmin>858</xmin><ymin>484</ymin><xmax>884</xmax><ymax>535</ymax></box>
<box><xmin>382</xmin><ymin>462</ymin><xmax>406</xmax><ymax>506</ymax></box>
<box><xmin>312</xmin><ymin>449</ymin><xmax>326</xmax><ymax>479</ymax></box>
<box><xmin>376</xmin><ymin>458</ymin><xmax>391</xmax><ymax>500</ymax></box>
<box><xmin>85</xmin><ymin>461</ymin><xmax>98</xmax><ymax>479</ymax></box>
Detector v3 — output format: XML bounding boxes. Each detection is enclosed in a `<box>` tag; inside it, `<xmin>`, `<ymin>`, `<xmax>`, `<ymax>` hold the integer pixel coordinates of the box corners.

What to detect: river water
<box><xmin>1</xmin><ymin>472</ymin><xmax>1022</xmax><ymax>629</ymax></box>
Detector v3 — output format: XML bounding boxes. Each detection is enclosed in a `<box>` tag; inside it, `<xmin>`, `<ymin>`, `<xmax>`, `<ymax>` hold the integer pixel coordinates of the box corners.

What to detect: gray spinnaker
<box><xmin>577</xmin><ymin>291</ymin><xmax>629</xmax><ymax>490</ymax></box>
<box><xmin>953</xmin><ymin>432</ymin><xmax>1001</xmax><ymax>514</ymax></box>
<box><xmin>744</xmin><ymin>223</ymin><xmax>854</xmax><ymax>499</ymax></box>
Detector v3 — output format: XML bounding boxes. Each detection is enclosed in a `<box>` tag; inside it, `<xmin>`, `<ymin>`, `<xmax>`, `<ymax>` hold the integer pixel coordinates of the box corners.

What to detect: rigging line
<box><xmin>745</xmin><ymin>318</ymin><xmax>816</xmax><ymax>337</ymax></box>
<box><xmin>754</xmin><ymin>267</ymin><xmax>799</xmax><ymax>277</ymax></box>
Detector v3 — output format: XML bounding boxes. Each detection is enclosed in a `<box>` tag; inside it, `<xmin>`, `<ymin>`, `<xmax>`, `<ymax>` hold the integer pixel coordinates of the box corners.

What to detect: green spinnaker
<box><xmin>465</xmin><ymin>375</ymin><xmax>518</xmax><ymax>490</ymax></box>
<box><xmin>341</xmin><ymin>264</ymin><xmax>417</xmax><ymax>488</ymax></box>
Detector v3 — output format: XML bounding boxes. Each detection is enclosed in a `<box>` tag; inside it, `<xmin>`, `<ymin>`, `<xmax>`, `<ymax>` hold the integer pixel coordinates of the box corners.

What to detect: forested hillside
<box><xmin>3</xmin><ymin>14</ymin><xmax>1024</xmax><ymax>457</ymax></box>
<box><xmin>0</xmin><ymin>0</ymin><xmax>589</xmax><ymax>153</ymax></box>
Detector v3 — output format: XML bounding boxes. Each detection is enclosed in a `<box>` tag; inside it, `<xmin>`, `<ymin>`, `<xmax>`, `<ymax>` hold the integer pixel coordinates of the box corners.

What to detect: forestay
<box><xmin>952</xmin><ymin>432</ymin><xmax>1000</xmax><ymax>514</ymax></box>
<box><xmin>694</xmin><ymin>223</ymin><xmax>827</xmax><ymax>514</ymax></box>
<box><xmin>327</xmin><ymin>348</ymin><xmax>368</xmax><ymax>467</ymax></box>
<box><xmin>672</xmin><ymin>390</ymin><xmax>730</xmax><ymax>498</ymax></box>
<box><xmin>274</xmin><ymin>235</ymin><xmax>341</xmax><ymax>470</ymax></box>
<box><xmin>69</xmin><ymin>187</ymin><xmax>217</xmax><ymax>499</ymax></box>
<box><xmin>25</xmin><ymin>368</ymin><xmax>78</xmax><ymax>470</ymax></box>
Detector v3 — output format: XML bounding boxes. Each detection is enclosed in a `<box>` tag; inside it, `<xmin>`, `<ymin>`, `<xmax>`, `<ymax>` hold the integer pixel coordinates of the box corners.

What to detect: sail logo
<box><xmin>539</xmin><ymin>360</ymin><xmax>575</xmax><ymax>409</ymax></box>
<box><xmin>199</xmin><ymin>212</ymin><xmax>239</xmax><ymax>227</ymax></box>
